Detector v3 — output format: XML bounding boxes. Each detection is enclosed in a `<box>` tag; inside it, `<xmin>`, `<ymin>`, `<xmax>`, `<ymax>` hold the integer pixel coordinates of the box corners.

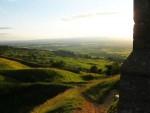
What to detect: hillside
<box><xmin>31</xmin><ymin>76</ymin><xmax>120</xmax><ymax>113</ymax></box>
<box><xmin>83</xmin><ymin>75</ymin><xmax>119</xmax><ymax>104</ymax></box>
<box><xmin>0</xmin><ymin>68</ymin><xmax>83</xmax><ymax>83</ymax></box>
<box><xmin>0</xmin><ymin>46</ymin><xmax>119</xmax><ymax>73</ymax></box>
<box><xmin>0</xmin><ymin>58</ymin><xmax>29</xmax><ymax>70</ymax></box>
<box><xmin>0</xmin><ymin>82</ymin><xmax>72</xmax><ymax>113</ymax></box>
<box><xmin>0</xmin><ymin>46</ymin><xmax>120</xmax><ymax>113</ymax></box>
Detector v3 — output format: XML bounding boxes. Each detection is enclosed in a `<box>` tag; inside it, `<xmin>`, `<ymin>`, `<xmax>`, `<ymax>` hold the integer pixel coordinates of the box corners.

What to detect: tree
<box><xmin>105</xmin><ymin>64</ymin><xmax>113</xmax><ymax>76</ymax></box>
<box><xmin>105</xmin><ymin>62</ymin><xmax>120</xmax><ymax>76</ymax></box>
<box><xmin>52</xmin><ymin>60</ymin><xmax>65</xmax><ymax>68</ymax></box>
<box><xmin>98</xmin><ymin>69</ymin><xmax>102</xmax><ymax>74</ymax></box>
<box><xmin>111</xmin><ymin>62</ymin><xmax>120</xmax><ymax>75</ymax></box>
<box><xmin>90</xmin><ymin>65</ymin><xmax>98</xmax><ymax>73</ymax></box>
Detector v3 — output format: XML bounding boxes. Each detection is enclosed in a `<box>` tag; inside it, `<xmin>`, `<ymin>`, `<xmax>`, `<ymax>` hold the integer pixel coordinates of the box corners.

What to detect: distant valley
<box><xmin>0</xmin><ymin>38</ymin><xmax>131</xmax><ymax>113</ymax></box>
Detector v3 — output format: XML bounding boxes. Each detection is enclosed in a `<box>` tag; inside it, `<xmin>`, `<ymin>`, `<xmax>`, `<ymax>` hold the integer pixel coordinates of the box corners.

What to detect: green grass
<box><xmin>0</xmin><ymin>58</ymin><xmax>29</xmax><ymax>70</ymax></box>
<box><xmin>0</xmin><ymin>62</ymin><xmax>86</xmax><ymax>113</ymax></box>
<box><xmin>0</xmin><ymin>74</ymin><xmax>5</xmax><ymax>81</ymax></box>
<box><xmin>31</xmin><ymin>88</ymin><xmax>85</xmax><ymax>113</ymax></box>
<box><xmin>0</xmin><ymin>68</ymin><xmax>83</xmax><ymax>83</ymax></box>
<box><xmin>55</xmin><ymin>56</ymin><xmax>111</xmax><ymax>71</ymax></box>
<box><xmin>0</xmin><ymin>82</ymin><xmax>72</xmax><ymax>113</ymax></box>
<box><xmin>83</xmin><ymin>75</ymin><xmax>120</xmax><ymax>104</ymax></box>
<box><xmin>0</xmin><ymin>46</ymin><xmax>122</xmax><ymax>113</ymax></box>
<box><xmin>107</xmin><ymin>100</ymin><xmax>118</xmax><ymax>113</ymax></box>
<box><xmin>0</xmin><ymin>46</ymin><xmax>113</xmax><ymax>72</ymax></box>
<box><xmin>80</xmin><ymin>72</ymin><xmax>105</xmax><ymax>80</ymax></box>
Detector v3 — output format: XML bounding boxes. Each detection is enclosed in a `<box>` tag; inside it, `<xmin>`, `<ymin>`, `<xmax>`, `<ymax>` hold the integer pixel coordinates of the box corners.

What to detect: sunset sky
<box><xmin>0</xmin><ymin>0</ymin><xmax>133</xmax><ymax>41</ymax></box>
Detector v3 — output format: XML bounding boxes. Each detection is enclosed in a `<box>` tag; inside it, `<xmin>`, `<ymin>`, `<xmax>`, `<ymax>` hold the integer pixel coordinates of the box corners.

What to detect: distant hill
<box><xmin>0</xmin><ymin>46</ymin><xmax>112</xmax><ymax>73</ymax></box>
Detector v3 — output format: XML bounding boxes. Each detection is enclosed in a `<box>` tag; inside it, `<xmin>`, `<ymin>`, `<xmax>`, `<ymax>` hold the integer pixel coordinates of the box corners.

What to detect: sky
<box><xmin>0</xmin><ymin>0</ymin><xmax>133</xmax><ymax>41</ymax></box>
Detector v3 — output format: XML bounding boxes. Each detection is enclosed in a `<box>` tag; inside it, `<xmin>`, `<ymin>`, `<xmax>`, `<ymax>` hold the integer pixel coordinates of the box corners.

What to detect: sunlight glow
<box><xmin>0</xmin><ymin>0</ymin><xmax>133</xmax><ymax>40</ymax></box>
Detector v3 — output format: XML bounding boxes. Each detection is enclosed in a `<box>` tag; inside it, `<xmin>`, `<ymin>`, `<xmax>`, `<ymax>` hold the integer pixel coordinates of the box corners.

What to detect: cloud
<box><xmin>0</xmin><ymin>33</ymin><xmax>9</xmax><ymax>35</ymax></box>
<box><xmin>95</xmin><ymin>12</ymin><xmax>118</xmax><ymax>15</ymax></box>
<box><xmin>0</xmin><ymin>27</ymin><xmax>12</xmax><ymax>30</ymax></box>
<box><xmin>62</xmin><ymin>12</ymin><xmax>118</xmax><ymax>21</ymax></box>
<box><xmin>0</xmin><ymin>27</ymin><xmax>12</xmax><ymax>37</ymax></box>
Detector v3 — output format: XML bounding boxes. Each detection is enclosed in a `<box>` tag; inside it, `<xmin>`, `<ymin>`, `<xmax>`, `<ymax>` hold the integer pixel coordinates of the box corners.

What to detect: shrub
<box><xmin>90</xmin><ymin>65</ymin><xmax>98</xmax><ymax>73</ymax></box>
<box><xmin>105</xmin><ymin>63</ymin><xmax>120</xmax><ymax>76</ymax></box>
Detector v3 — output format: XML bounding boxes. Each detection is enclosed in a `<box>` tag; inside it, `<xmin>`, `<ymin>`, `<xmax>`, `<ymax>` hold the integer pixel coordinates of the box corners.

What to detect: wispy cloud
<box><xmin>0</xmin><ymin>27</ymin><xmax>12</xmax><ymax>37</ymax></box>
<box><xmin>0</xmin><ymin>27</ymin><xmax>12</xmax><ymax>30</ymax></box>
<box><xmin>0</xmin><ymin>33</ymin><xmax>9</xmax><ymax>35</ymax></box>
<box><xmin>62</xmin><ymin>12</ymin><xmax>118</xmax><ymax>21</ymax></box>
<box><xmin>95</xmin><ymin>12</ymin><xmax>118</xmax><ymax>15</ymax></box>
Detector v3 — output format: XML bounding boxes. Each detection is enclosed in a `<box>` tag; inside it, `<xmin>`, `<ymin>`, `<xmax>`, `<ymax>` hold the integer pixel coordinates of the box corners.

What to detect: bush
<box><xmin>90</xmin><ymin>65</ymin><xmax>98</xmax><ymax>73</ymax></box>
<box><xmin>51</xmin><ymin>61</ymin><xmax>65</xmax><ymax>68</ymax></box>
<box><xmin>105</xmin><ymin>62</ymin><xmax>120</xmax><ymax>76</ymax></box>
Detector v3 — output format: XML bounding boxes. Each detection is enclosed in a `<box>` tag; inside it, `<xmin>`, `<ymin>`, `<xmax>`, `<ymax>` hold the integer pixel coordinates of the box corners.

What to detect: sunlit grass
<box><xmin>83</xmin><ymin>75</ymin><xmax>120</xmax><ymax>104</ymax></box>
<box><xmin>59</xmin><ymin>57</ymin><xmax>111</xmax><ymax>70</ymax></box>
<box><xmin>31</xmin><ymin>88</ymin><xmax>85</xmax><ymax>113</ymax></box>
<box><xmin>0</xmin><ymin>58</ymin><xmax>29</xmax><ymax>70</ymax></box>
<box><xmin>0</xmin><ymin>68</ymin><xmax>83</xmax><ymax>83</ymax></box>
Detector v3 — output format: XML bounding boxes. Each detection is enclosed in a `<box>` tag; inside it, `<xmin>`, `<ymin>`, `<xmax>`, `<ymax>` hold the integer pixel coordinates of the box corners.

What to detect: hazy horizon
<box><xmin>0</xmin><ymin>0</ymin><xmax>133</xmax><ymax>41</ymax></box>
<box><xmin>0</xmin><ymin>36</ymin><xmax>133</xmax><ymax>43</ymax></box>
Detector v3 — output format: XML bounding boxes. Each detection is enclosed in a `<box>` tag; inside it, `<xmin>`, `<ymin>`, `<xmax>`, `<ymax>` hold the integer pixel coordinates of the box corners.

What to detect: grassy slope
<box><xmin>31</xmin><ymin>88</ymin><xmax>85</xmax><ymax>113</ymax></box>
<box><xmin>0</xmin><ymin>68</ymin><xmax>83</xmax><ymax>83</ymax></box>
<box><xmin>0</xmin><ymin>82</ymin><xmax>72</xmax><ymax>113</ymax></box>
<box><xmin>0</xmin><ymin>73</ymin><xmax>120</xmax><ymax>113</ymax></box>
<box><xmin>107</xmin><ymin>100</ymin><xmax>118</xmax><ymax>113</ymax></box>
<box><xmin>0</xmin><ymin>56</ymin><xmax>120</xmax><ymax>113</ymax></box>
<box><xmin>31</xmin><ymin>76</ymin><xmax>120</xmax><ymax>113</ymax></box>
<box><xmin>0</xmin><ymin>58</ymin><xmax>29</xmax><ymax>70</ymax></box>
<box><xmin>83</xmin><ymin>75</ymin><xmax>120</xmax><ymax>104</ymax></box>
<box><xmin>80</xmin><ymin>72</ymin><xmax>105</xmax><ymax>81</ymax></box>
<box><xmin>0</xmin><ymin>46</ymin><xmax>112</xmax><ymax>71</ymax></box>
<box><xmin>53</xmin><ymin>56</ymin><xmax>111</xmax><ymax>70</ymax></box>
<box><xmin>0</xmin><ymin>57</ymin><xmax>84</xmax><ymax>113</ymax></box>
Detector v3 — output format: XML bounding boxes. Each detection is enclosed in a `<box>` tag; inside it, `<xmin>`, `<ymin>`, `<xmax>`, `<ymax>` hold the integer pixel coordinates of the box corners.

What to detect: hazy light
<box><xmin>0</xmin><ymin>0</ymin><xmax>133</xmax><ymax>40</ymax></box>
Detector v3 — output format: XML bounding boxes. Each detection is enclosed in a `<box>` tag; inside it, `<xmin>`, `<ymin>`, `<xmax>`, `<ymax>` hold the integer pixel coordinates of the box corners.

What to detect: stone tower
<box><xmin>119</xmin><ymin>0</ymin><xmax>150</xmax><ymax>113</ymax></box>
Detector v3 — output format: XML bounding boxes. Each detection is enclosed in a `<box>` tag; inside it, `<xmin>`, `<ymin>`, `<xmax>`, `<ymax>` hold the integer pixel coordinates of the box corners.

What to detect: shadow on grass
<box><xmin>0</xmin><ymin>83</ymin><xmax>71</xmax><ymax>113</ymax></box>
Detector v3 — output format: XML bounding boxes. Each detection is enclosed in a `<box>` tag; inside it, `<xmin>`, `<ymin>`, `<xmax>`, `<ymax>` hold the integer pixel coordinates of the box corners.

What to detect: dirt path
<box><xmin>73</xmin><ymin>92</ymin><xmax>114</xmax><ymax>113</ymax></box>
<box><xmin>30</xmin><ymin>87</ymin><xmax>109</xmax><ymax>113</ymax></box>
<box><xmin>72</xmin><ymin>80</ymin><xmax>115</xmax><ymax>113</ymax></box>
<box><xmin>73</xmin><ymin>99</ymin><xmax>106</xmax><ymax>113</ymax></box>
<box><xmin>31</xmin><ymin>79</ymin><xmax>115</xmax><ymax>113</ymax></box>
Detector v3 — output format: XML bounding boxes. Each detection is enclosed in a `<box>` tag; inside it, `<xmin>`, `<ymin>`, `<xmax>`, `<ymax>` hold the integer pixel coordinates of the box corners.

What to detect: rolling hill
<box><xmin>0</xmin><ymin>68</ymin><xmax>83</xmax><ymax>83</ymax></box>
<box><xmin>0</xmin><ymin>46</ymin><xmax>115</xmax><ymax>73</ymax></box>
<box><xmin>0</xmin><ymin>58</ymin><xmax>29</xmax><ymax>70</ymax></box>
<box><xmin>0</xmin><ymin>45</ymin><xmax>120</xmax><ymax>113</ymax></box>
<box><xmin>31</xmin><ymin>75</ymin><xmax>120</xmax><ymax>113</ymax></box>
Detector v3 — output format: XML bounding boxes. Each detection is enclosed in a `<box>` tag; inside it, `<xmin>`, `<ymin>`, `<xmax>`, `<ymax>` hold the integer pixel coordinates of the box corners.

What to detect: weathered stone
<box><xmin>134</xmin><ymin>0</ymin><xmax>150</xmax><ymax>23</ymax></box>
<box><xmin>119</xmin><ymin>0</ymin><xmax>150</xmax><ymax>113</ymax></box>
